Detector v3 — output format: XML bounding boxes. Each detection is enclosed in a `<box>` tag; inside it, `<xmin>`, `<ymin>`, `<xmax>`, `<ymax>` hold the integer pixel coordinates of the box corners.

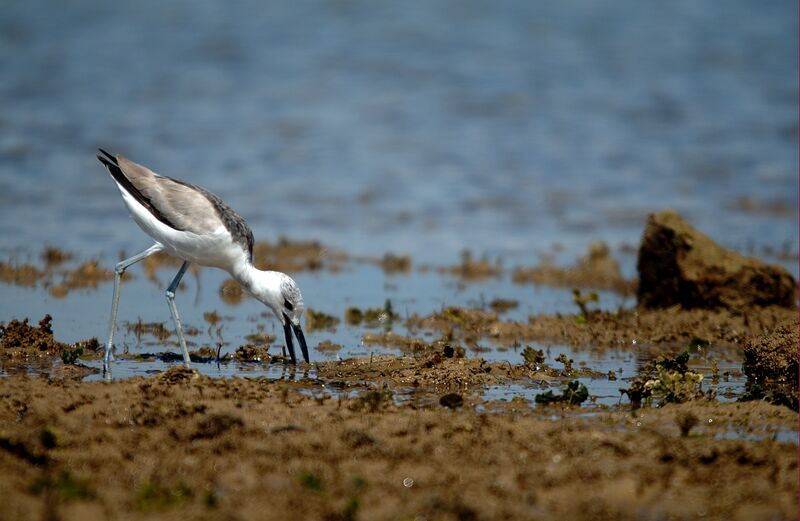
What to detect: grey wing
<box><xmin>116</xmin><ymin>155</ymin><xmax>220</xmax><ymax>234</ymax></box>
<box><xmin>115</xmin><ymin>155</ymin><xmax>254</xmax><ymax>259</ymax></box>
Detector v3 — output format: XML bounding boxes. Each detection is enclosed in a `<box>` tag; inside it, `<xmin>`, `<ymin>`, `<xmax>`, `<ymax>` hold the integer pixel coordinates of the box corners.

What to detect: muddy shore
<box><xmin>0</xmin><ymin>369</ymin><xmax>796</xmax><ymax>521</ymax></box>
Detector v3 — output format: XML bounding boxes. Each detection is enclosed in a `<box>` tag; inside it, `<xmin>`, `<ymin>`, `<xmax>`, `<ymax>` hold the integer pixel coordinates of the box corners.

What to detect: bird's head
<box><xmin>250</xmin><ymin>271</ymin><xmax>308</xmax><ymax>364</ymax></box>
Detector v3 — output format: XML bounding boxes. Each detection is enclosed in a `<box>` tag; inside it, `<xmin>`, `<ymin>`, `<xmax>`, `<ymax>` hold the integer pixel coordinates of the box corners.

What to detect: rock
<box><xmin>637</xmin><ymin>210</ymin><xmax>795</xmax><ymax>309</ymax></box>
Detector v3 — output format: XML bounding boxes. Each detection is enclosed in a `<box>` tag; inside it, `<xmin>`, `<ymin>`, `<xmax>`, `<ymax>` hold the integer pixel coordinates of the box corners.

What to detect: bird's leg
<box><xmin>105</xmin><ymin>244</ymin><xmax>163</xmax><ymax>379</ymax></box>
<box><xmin>165</xmin><ymin>261</ymin><xmax>191</xmax><ymax>367</ymax></box>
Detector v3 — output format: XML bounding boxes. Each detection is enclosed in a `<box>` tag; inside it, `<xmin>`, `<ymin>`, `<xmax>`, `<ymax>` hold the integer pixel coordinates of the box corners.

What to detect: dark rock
<box><xmin>439</xmin><ymin>393</ymin><xmax>464</xmax><ymax>409</ymax></box>
<box><xmin>637</xmin><ymin>210</ymin><xmax>795</xmax><ymax>309</ymax></box>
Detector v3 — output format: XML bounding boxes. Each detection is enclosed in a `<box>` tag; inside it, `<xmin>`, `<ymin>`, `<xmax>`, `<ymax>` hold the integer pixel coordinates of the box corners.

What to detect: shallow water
<box><xmin>0</xmin><ymin>1</ymin><xmax>796</xmax><ymax>405</ymax></box>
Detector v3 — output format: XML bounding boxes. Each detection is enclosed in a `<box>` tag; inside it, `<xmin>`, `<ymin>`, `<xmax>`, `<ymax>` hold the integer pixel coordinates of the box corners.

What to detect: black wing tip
<box><xmin>96</xmin><ymin>148</ymin><xmax>118</xmax><ymax>166</ymax></box>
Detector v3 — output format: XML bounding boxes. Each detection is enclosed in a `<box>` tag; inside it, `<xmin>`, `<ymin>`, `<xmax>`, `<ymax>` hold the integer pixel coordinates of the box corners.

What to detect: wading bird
<box><xmin>96</xmin><ymin>149</ymin><xmax>308</xmax><ymax>376</ymax></box>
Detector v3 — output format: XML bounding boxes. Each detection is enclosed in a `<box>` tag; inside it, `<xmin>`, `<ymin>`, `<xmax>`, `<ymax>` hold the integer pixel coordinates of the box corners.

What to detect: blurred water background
<box><xmin>0</xmin><ymin>1</ymin><xmax>796</xmax><ymax>392</ymax></box>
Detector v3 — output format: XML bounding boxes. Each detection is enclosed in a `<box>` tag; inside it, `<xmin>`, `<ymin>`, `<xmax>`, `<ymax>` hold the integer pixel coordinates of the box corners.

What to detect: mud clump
<box><xmin>743</xmin><ymin>324</ymin><xmax>799</xmax><ymax>384</ymax></box>
<box><xmin>0</xmin><ymin>315</ymin><xmax>100</xmax><ymax>368</ymax></box>
<box><xmin>513</xmin><ymin>242</ymin><xmax>634</xmax><ymax>294</ymax></box>
<box><xmin>637</xmin><ymin>210</ymin><xmax>795</xmax><ymax>309</ymax></box>
<box><xmin>0</xmin><ymin>315</ymin><xmax>69</xmax><ymax>357</ymax></box>
<box><xmin>741</xmin><ymin>324</ymin><xmax>798</xmax><ymax>410</ymax></box>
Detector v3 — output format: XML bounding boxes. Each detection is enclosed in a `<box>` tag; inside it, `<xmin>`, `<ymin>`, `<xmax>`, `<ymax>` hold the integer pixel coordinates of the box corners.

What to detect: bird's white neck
<box><xmin>230</xmin><ymin>258</ymin><xmax>280</xmax><ymax>301</ymax></box>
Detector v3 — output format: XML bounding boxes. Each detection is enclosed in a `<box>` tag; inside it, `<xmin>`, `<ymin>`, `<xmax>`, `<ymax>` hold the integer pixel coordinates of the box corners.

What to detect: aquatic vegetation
<box><xmin>60</xmin><ymin>346</ymin><xmax>83</xmax><ymax>365</ymax></box>
<box><xmin>572</xmin><ymin>288</ymin><xmax>599</xmax><ymax>320</ymax></box>
<box><xmin>620</xmin><ymin>350</ymin><xmax>704</xmax><ymax>408</ymax></box>
<box><xmin>535</xmin><ymin>380</ymin><xmax>589</xmax><ymax>406</ymax></box>
<box><xmin>646</xmin><ymin>366</ymin><xmax>704</xmax><ymax>404</ymax></box>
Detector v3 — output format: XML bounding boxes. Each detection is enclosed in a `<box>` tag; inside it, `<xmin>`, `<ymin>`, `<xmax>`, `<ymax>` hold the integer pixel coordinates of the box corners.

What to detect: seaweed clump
<box><xmin>535</xmin><ymin>380</ymin><xmax>589</xmax><ymax>406</ymax></box>
<box><xmin>619</xmin><ymin>351</ymin><xmax>705</xmax><ymax>409</ymax></box>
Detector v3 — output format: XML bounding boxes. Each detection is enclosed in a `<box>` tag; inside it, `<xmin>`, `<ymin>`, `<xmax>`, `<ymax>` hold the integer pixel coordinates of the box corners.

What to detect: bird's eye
<box><xmin>284</xmin><ymin>299</ymin><xmax>294</xmax><ymax>311</ymax></box>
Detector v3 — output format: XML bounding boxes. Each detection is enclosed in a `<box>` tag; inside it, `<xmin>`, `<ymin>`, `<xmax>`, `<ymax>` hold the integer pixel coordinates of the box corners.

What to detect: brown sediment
<box><xmin>379</xmin><ymin>252</ymin><xmax>411</xmax><ymax>273</ymax></box>
<box><xmin>218</xmin><ymin>278</ymin><xmax>245</xmax><ymax>304</ymax></box>
<box><xmin>1</xmin><ymin>250</ymin><xmax>118</xmax><ymax>298</ymax></box>
<box><xmin>432</xmin><ymin>249</ymin><xmax>503</xmax><ymax>281</ymax></box>
<box><xmin>0</xmin><ymin>262</ymin><xmax>43</xmax><ymax>287</ymax></box>
<box><xmin>0</xmin><ymin>370</ymin><xmax>795</xmax><ymax>521</ymax></box>
<box><xmin>489</xmin><ymin>298</ymin><xmax>518</xmax><ymax>313</ymax></box>
<box><xmin>231</xmin><ymin>344</ymin><xmax>271</xmax><ymax>362</ymax></box>
<box><xmin>316</xmin><ymin>354</ymin><xmax>514</xmax><ymax>392</ymax></box>
<box><xmin>242</xmin><ymin>331</ymin><xmax>276</xmax><ymax>345</ymax></box>
<box><xmin>405</xmin><ymin>304</ymin><xmax>796</xmax><ymax>352</ymax></box>
<box><xmin>0</xmin><ymin>315</ymin><xmax>100</xmax><ymax>366</ymax></box>
<box><xmin>513</xmin><ymin>242</ymin><xmax>635</xmax><ymax>295</ymax></box>
<box><xmin>743</xmin><ymin>323</ymin><xmax>799</xmax><ymax>384</ymax></box>
<box><xmin>41</xmin><ymin>246</ymin><xmax>72</xmax><ymax>266</ymax></box>
<box><xmin>316</xmin><ymin>339</ymin><xmax>342</xmax><ymax>353</ymax></box>
<box><xmin>48</xmin><ymin>260</ymin><xmax>114</xmax><ymax>298</ymax></box>
<box><xmin>730</xmin><ymin>195</ymin><xmax>798</xmax><ymax>217</ymax></box>
<box><xmin>61</xmin><ymin>260</ymin><xmax>113</xmax><ymax>289</ymax></box>
<box><xmin>0</xmin><ymin>315</ymin><xmax>71</xmax><ymax>359</ymax></box>
<box><xmin>0</xmin><ymin>315</ymin><xmax>99</xmax><ymax>360</ymax></box>
<box><xmin>252</xmin><ymin>238</ymin><xmax>347</xmax><ymax>273</ymax></box>
<box><xmin>124</xmin><ymin>320</ymin><xmax>173</xmax><ymax>343</ymax></box>
<box><xmin>140</xmin><ymin>251</ymin><xmax>199</xmax><ymax>283</ymax></box>
<box><xmin>304</xmin><ymin>309</ymin><xmax>340</xmax><ymax>332</ymax></box>
<box><xmin>345</xmin><ymin>301</ymin><xmax>399</xmax><ymax>328</ymax></box>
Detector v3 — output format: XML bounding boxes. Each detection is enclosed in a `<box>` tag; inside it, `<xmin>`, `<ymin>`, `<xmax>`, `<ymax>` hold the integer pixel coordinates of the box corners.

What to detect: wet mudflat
<box><xmin>0</xmin><ymin>214</ymin><xmax>798</xmax><ymax>520</ymax></box>
<box><xmin>0</xmin><ymin>368</ymin><xmax>796</xmax><ymax>521</ymax></box>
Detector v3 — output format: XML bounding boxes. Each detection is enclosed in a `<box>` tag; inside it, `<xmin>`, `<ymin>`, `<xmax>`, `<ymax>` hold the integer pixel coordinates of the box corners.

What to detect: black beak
<box><xmin>282</xmin><ymin>313</ymin><xmax>310</xmax><ymax>364</ymax></box>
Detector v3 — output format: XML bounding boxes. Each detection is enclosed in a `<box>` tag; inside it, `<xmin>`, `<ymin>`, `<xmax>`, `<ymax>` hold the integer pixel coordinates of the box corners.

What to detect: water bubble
<box><xmin>403</xmin><ymin>477</ymin><xmax>414</xmax><ymax>488</ymax></box>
